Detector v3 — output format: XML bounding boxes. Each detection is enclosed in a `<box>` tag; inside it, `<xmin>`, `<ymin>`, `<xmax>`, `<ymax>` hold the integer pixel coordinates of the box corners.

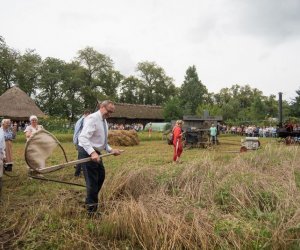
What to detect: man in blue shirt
<box><xmin>73</xmin><ymin>110</ymin><xmax>91</xmax><ymax>177</ymax></box>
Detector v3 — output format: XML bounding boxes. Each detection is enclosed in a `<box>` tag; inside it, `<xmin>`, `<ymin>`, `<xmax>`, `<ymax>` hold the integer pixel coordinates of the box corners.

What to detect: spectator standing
<box><xmin>148</xmin><ymin>122</ymin><xmax>152</xmax><ymax>138</ymax></box>
<box><xmin>210</xmin><ymin>123</ymin><xmax>218</xmax><ymax>145</ymax></box>
<box><xmin>0</xmin><ymin>125</ymin><xmax>6</xmax><ymax>199</ymax></box>
<box><xmin>73</xmin><ymin>110</ymin><xmax>91</xmax><ymax>177</ymax></box>
<box><xmin>1</xmin><ymin>119</ymin><xmax>16</xmax><ymax>171</ymax></box>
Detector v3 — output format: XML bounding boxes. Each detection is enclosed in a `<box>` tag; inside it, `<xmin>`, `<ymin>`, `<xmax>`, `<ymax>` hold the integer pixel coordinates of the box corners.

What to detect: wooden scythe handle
<box><xmin>36</xmin><ymin>151</ymin><xmax>124</xmax><ymax>174</ymax></box>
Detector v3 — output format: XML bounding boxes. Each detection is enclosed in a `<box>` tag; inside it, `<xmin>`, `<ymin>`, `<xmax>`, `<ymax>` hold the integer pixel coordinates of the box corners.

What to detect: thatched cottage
<box><xmin>108</xmin><ymin>103</ymin><xmax>164</xmax><ymax>126</ymax></box>
<box><xmin>0</xmin><ymin>86</ymin><xmax>46</xmax><ymax>121</ymax></box>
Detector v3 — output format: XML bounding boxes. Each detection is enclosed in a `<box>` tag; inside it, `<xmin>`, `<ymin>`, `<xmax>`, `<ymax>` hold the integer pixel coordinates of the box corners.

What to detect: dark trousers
<box><xmin>78</xmin><ymin>146</ymin><xmax>105</xmax><ymax>213</ymax></box>
<box><xmin>74</xmin><ymin>150</ymin><xmax>82</xmax><ymax>176</ymax></box>
<box><xmin>211</xmin><ymin>135</ymin><xmax>217</xmax><ymax>144</ymax></box>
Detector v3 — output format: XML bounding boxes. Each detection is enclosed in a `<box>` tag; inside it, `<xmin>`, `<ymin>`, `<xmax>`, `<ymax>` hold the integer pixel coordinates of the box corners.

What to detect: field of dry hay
<box><xmin>108</xmin><ymin>130</ymin><xmax>139</xmax><ymax>146</ymax></box>
<box><xmin>1</xmin><ymin>135</ymin><xmax>300</xmax><ymax>249</ymax></box>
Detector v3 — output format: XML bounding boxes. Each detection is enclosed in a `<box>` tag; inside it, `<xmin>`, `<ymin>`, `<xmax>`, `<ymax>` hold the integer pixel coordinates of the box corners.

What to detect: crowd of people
<box><xmin>108</xmin><ymin>123</ymin><xmax>144</xmax><ymax>131</ymax></box>
<box><xmin>216</xmin><ymin>124</ymin><xmax>300</xmax><ymax>138</ymax></box>
<box><xmin>220</xmin><ymin>125</ymin><xmax>278</xmax><ymax>137</ymax></box>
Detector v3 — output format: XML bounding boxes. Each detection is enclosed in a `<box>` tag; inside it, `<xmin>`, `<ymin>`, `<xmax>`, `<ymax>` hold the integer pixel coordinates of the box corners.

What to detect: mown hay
<box><xmin>108</xmin><ymin>130</ymin><xmax>139</xmax><ymax>146</ymax></box>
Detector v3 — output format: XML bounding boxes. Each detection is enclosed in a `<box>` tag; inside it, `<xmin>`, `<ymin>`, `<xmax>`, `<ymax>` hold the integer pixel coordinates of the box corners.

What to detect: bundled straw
<box><xmin>108</xmin><ymin>130</ymin><xmax>139</xmax><ymax>146</ymax></box>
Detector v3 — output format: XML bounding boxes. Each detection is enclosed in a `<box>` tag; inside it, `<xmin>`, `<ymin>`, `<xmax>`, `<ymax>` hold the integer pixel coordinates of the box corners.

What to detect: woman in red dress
<box><xmin>173</xmin><ymin>120</ymin><xmax>184</xmax><ymax>163</ymax></box>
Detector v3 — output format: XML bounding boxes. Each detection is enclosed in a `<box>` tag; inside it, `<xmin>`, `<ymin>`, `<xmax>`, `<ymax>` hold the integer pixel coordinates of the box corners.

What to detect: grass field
<box><xmin>1</xmin><ymin>133</ymin><xmax>300</xmax><ymax>249</ymax></box>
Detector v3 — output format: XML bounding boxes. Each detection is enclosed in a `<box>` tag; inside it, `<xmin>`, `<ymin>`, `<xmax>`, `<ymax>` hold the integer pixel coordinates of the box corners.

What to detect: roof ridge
<box><xmin>116</xmin><ymin>102</ymin><xmax>162</xmax><ymax>108</ymax></box>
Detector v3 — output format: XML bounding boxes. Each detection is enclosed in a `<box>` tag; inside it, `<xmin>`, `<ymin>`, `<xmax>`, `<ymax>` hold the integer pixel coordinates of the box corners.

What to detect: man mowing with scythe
<box><xmin>78</xmin><ymin>100</ymin><xmax>122</xmax><ymax>216</ymax></box>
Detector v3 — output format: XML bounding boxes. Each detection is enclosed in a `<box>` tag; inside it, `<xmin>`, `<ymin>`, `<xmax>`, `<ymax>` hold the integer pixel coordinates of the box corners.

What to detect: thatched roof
<box><xmin>0</xmin><ymin>86</ymin><xmax>46</xmax><ymax>120</ymax></box>
<box><xmin>111</xmin><ymin>103</ymin><xmax>163</xmax><ymax>119</ymax></box>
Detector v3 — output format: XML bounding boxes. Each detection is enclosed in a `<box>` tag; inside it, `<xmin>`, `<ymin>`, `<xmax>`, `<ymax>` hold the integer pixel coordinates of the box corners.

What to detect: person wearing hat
<box><xmin>24</xmin><ymin>115</ymin><xmax>44</xmax><ymax>141</ymax></box>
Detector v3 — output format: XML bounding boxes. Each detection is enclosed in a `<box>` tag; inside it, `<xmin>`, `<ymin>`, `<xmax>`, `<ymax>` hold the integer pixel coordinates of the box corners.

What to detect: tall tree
<box><xmin>0</xmin><ymin>39</ymin><xmax>19</xmax><ymax>94</ymax></box>
<box><xmin>263</xmin><ymin>94</ymin><xmax>279</xmax><ymax>118</ymax></box>
<box><xmin>180</xmin><ymin>65</ymin><xmax>208</xmax><ymax>115</ymax></box>
<box><xmin>136</xmin><ymin>61</ymin><xmax>176</xmax><ymax>105</ymax></box>
<box><xmin>119</xmin><ymin>76</ymin><xmax>143</xmax><ymax>104</ymax></box>
<box><xmin>76</xmin><ymin>47</ymin><xmax>114</xmax><ymax>109</ymax></box>
<box><xmin>222</xmin><ymin>99</ymin><xmax>241</xmax><ymax>121</ymax></box>
<box><xmin>137</xmin><ymin>61</ymin><xmax>176</xmax><ymax>105</ymax></box>
<box><xmin>61</xmin><ymin>61</ymin><xmax>86</xmax><ymax>120</ymax></box>
<box><xmin>15</xmin><ymin>49</ymin><xmax>41</xmax><ymax>97</ymax></box>
<box><xmin>249</xmin><ymin>96</ymin><xmax>267</xmax><ymax>122</ymax></box>
<box><xmin>163</xmin><ymin>97</ymin><xmax>184</xmax><ymax>122</ymax></box>
<box><xmin>100</xmin><ymin>69</ymin><xmax>123</xmax><ymax>100</ymax></box>
<box><xmin>36</xmin><ymin>57</ymin><xmax>65</xmax><ymax>116</ymax></box>
<box><xmin>196</xmin><ymin>103</ymin><xmax>222</xmax><ymax>117</ymax></box>
<box><xmin>290</xmin><ymin>88</ymin><xmax>300</xmax><ymax>117</ymax></box>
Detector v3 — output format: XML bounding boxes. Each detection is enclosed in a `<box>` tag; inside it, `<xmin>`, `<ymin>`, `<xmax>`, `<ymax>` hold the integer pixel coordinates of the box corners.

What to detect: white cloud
<box><xmin>1</xmin><ymin>0</ymin><xmax>300</xmax><ymax>100</ymax></box>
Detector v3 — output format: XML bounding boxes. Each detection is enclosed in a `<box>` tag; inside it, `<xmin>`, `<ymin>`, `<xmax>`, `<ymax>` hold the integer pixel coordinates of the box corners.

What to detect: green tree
<box><xmin>214</xmin><ymin>88</ymin><xmax>232</xmax><ymax>107</ymax></box>
<box><xmin>163</xmin><ymin>97</ymin><xmax>183</xmax><ymax>122</ymax></box>
<box><xmin>0</xmin><ymin>39</ymin><xmax>19</xmax><ymax>94</ymax></box>
<box><xmin>36</xmin><ymin>57</ymin><xmax>65</xmax><ymax>116</ymax></box>
<box><xmin>119</xmin><ymin>76</ymin><xmax>143</xmax><ymax>104</ymax></box>
<box><xmin>76</xmin><ymin>47</ymin><xmax>114</xmax><ymax>109</ymax></box>
<box><xmin>180</xmin><ymin>65</ymin><xmax>208</xmax><ymax>115</ymax></box>
<box><xmin>136</xmin><ymin>61</ymin><xmax>176</xmax><ymax>105</ymax></box>
<box><xmin>213</xmin><ymin>84</ymin><xmax>271</xmax><ymax>122</ymax></box>
<box><xmin>222</xmin><ymin>99</ymin><xmax>241</xmax><ymax>121</ymax></box>
<box><xmin>100</xmin><ymin>69</ymin><xmax>123</xmax><ymax>100</ymax></box>
<box><xmin>60</xmin><ymin>61</ymin><xmax>87</xmax><ymax>121</ymax></box>
<box><xmin>196</xmin><ymin>103</ymin><xmax>222</xmax><ymax>117</ymax></box>
<box><xmin>15</xmin><ymin>49</ymin><xmax>41</xmax><ymax>97</ymax></box>
<box><xmin>249</xmin><ymin>96</ymin><xmax>266</xmax><ymax>122</ymax></box>
<box><xmin>264</xmin><ymin>94</ymin><xmax>279</xmax><ymax>118</ymax></box>
<box><xmin>290</xmin><ymin>88</ymin><xmax>300</xmax><ymax>117</ymax></box>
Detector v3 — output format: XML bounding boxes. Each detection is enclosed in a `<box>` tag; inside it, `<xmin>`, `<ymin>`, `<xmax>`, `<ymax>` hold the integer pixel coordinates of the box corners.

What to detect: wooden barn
<box><xmin>107</xmin><ymin>103</ymin><xmax>164</xmax><ymax>126</ymax></box>
<box><xmin>0</xmin><ymin>86</ymin><xmax>46</xmax><ymax>121</ymax></box>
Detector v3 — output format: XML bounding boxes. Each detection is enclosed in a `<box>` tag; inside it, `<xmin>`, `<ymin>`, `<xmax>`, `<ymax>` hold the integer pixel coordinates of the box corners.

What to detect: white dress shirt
<box><xmin>78</xmin><ymin>111</ymin><xmax>112</xmax><ymax>155</ymax></box>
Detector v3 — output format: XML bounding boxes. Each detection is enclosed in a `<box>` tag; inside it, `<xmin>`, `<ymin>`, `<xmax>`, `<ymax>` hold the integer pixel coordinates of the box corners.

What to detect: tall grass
<box><xmin>1</xmin><ymin>137</ymin><xmax>300</xmax><ymax>249</ymax></box>
<box><xmin>14</xmin><ymin>131</ymin><xmax>164</xmax><ymax>144</ymax></box>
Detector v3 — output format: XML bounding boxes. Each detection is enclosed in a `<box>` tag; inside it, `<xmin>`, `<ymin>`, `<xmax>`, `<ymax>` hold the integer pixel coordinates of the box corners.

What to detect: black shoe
<box><xmin>4</xmin><ymin>164</ymin><xmax>12</xmax><ymax>172</ymax></box>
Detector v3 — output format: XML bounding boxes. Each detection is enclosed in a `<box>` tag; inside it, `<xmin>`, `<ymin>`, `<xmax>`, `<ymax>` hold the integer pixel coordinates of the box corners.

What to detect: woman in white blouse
<box><xmin>24</xmin><ymin>115</ymin><xmax>43</xmax><ymax>140</ymax></box>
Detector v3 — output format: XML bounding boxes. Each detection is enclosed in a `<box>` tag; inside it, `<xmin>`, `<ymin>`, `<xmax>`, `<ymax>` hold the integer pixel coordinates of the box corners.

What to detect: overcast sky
<box><xmin>1</xmin><ymin>0</ymin><xmax>300</xmax><ymax>101</ymax></box>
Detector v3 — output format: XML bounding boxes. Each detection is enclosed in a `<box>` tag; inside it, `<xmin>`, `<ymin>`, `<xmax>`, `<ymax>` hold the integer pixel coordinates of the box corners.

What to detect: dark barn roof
<box><xmin>183</xmin><ymin>115</ymin><xmax>223</xmax><ymax>122</ymax></box>
<box><xmin>0</xmin><ymin>86</ymin><xmax>46</xmax><ymax>120</ymax></box>
<box><xmin>110</xmin><ymin>103</ymin><xmax>164</xmax><ymax>120</ymax></box>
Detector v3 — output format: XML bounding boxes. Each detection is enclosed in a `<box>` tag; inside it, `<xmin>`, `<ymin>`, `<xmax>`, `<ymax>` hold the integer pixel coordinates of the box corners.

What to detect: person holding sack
<box><xmin>173</xmin><ymin>120</ymin><xmax>184</xmax><ymax>163</ymax></box>
<box><xmin>24</xmin><ymin>115</ymin><xmax>43</xmax><ymax>141</ymax></box>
